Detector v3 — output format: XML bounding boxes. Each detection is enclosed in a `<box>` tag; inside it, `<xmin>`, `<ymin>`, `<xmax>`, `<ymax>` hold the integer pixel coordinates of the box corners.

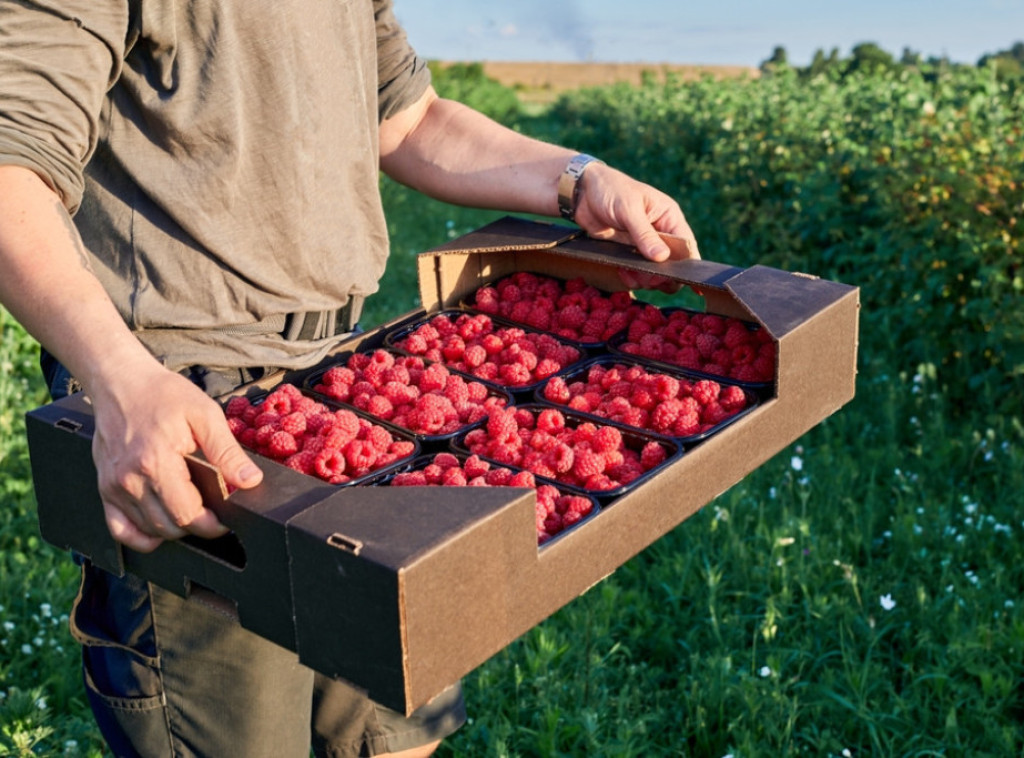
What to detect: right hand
<box><xmin>89</xmin><ymin>359</ymin><xmax>264</xmax><ymax>552</ymax></box>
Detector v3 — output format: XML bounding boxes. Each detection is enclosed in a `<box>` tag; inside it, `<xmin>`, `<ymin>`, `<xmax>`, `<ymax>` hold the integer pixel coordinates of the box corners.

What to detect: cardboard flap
<box><xmin>425</xmin><ymin>216</ymin><xmax>580</xmax><ymax>255</ymax></box>
<box><xmin>725</xmin><ymin>265</ymin><xmax>859</xmax><ymax>339</ymax></box>
<box><xmin>560</xmin><ymin>235</ymin><xmax>743</xmax><ymax>289</ymax></box>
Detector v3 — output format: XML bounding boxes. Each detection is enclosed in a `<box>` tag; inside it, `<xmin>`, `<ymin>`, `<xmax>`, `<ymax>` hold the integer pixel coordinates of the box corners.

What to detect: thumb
<box><xmin>630</xmin><ymin>224</ymin><xmax>671</xmax><ymax>263</ymax></box>
<box><xmin>194</xmin><ymin>411</ymin><xmax>264</xmax><ymax>490</ymax></box>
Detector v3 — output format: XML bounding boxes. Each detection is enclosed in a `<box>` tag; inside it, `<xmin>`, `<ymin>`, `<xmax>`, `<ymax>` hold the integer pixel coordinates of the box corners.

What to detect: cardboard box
<box><xmin>27</xmin><ymin>216</ymin><xmax>859</xmax><ymax>715</ymax></box>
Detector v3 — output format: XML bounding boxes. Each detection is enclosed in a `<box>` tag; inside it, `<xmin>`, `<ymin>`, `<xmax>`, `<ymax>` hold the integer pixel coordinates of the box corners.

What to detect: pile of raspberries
<box><xmin>390</xmin><ymin>311</ymin><xmax>582</xmax><ymax>388</ymax></box>
<box><xmin>542</xmin><ymin>360</ymin><xmax>749</xmax><ymax>438</ymax></box>
<box><xmin>469</xmin><ymin>272</ymin><xmax>646</xmax><ymax>344</ymax></box>
<box><xmin>615</xmin><ymin>309</ymin><xmax>776</xmax><ymax>384</ymax></box>
<box><xmin>310</xmin><ymin>349</ymin><xmax>508</xmax><ymax>438</ymax></box>
<box><xmin>388</xmin><ymin>452</ymin><xmax>596</xmax><ymax>545</ymax></box>
<box><xmin>459</xmin><ymin>405</ymin><xmax>673</xmax><ymax>493</ymax></box>
<box><xmin>224</xmin><ymin>383</ymin><xmax>416</xmax><ymax>485</ymax></box>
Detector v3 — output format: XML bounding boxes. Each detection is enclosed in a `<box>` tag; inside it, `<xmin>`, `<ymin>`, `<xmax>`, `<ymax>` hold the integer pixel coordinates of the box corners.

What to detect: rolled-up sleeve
<box><xmin>0</xmin><ymin>1</ymin><xmax>129</xmax><ymax>212</ymax></box>
<box><xmin>373</xmin><ymin>0</ymin><xmax>430</xmax><ymax>121</ymax></box>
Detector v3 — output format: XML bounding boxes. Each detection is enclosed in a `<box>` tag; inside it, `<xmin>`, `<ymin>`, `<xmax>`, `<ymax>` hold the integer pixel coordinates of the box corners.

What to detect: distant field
<box><xmin>435</xmin><ymin>60</ymin><xmax>760</xmax><ymax>102</ymax></box>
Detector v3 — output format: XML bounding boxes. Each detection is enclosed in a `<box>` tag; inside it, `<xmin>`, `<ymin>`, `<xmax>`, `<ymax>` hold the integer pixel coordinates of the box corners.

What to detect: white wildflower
<box><xmin>880</xmin><ymin>594</ymin><xmax>896</xmax><ymax>611</ymax></box>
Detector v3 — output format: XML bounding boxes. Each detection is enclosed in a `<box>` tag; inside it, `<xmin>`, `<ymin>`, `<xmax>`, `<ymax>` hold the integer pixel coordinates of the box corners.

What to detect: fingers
<box><xmin>191</xmin><ymin>408</ymin><xmax>264</xmax><ymax>492</ymax></box>
<box><xmin>91</xmin><ymin>368</ymin><xmax>254</xmax><ymax>550</ymax></box>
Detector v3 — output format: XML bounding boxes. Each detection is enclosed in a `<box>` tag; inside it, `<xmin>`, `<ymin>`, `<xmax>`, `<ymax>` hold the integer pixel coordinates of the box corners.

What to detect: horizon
<box><xmin>395</xmin><ymin>1</ymin><xmax>1024</xmax><ymax>69</ymax></box>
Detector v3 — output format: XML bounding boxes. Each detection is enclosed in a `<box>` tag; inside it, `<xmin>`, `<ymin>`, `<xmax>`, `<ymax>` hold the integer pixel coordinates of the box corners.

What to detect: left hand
<box><xmin>572</xmin><ymin>162</ymin><xmax>700</xmax><ymax>292</ymax></box>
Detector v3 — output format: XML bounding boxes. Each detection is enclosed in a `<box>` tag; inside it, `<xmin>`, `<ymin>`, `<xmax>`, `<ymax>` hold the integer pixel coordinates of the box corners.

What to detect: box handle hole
<box><xmin>55</xmin><ymin>418</ymin><xmax>83</xmax><ymax>433</ymax></box>
<box><xmin>180</xmin><ymin>532</ymin><xmax>247</xmax><ymax>570</ymax></box>
<box><xmin>327</xmin><ymin>533</ymin><xmax>362</xmax><ymax>555</ymax></box>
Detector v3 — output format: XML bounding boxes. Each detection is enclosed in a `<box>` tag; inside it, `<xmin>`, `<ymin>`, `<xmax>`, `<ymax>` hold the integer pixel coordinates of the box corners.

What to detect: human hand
<box><xmin>89</xmin><ymin>360</ymin><xmax>263</xmax><ymax>552</ymax></box>
<box><xmin>572</xmin><ymin>163</ymin><xmax>700</xmax><ymax>292</ymax></box>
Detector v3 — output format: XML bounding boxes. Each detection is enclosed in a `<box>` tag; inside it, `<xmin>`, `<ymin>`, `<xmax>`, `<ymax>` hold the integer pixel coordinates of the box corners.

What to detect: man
<box><xmin>0</xmin><ymin>1</ymin><xmax>698</xmax><ymax>755</ymax></box>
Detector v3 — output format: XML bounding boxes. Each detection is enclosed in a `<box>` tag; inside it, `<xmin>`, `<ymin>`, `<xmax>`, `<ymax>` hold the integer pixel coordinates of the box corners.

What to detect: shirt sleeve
<box><xmin>373</xmin><ymin>0</ymin><xmax>431</xmax><ymax>121</ymax></box>
<box><xmin>0</xmin><ymin>1</ymin><xmax>129</xmax><ymax>213</ymax></box>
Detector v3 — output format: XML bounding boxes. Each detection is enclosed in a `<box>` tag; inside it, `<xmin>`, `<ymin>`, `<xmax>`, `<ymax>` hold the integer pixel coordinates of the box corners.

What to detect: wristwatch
<box><xmin>557</xmin><ymin>153</ymin><xmax>604</xmax><ymax>222</ymax></box>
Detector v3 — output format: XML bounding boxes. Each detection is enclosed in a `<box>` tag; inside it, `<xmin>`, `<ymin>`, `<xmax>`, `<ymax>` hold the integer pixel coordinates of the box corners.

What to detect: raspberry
<box><xmin>695</xmin><ymin>333</ymin><xmax>721</xmax><ymax>359</ymax></box>
<box><xmin>719</xmin><ymin>384</ymin><xmax>747</xmax><ymax>412</ymax></box>
<box><xmin>344</xmin><ymin>439</ymin><xmax>377</xmax><ymax>472</ymax></box>
<box><xmin>463</xmin><ymin>454</ymin><xmax>490</xmax><ymax>479</ymax></box>
<box><xmin>572</xmin><ymin>448</ymin><xmax>605</xmax><ymax>481</ymax></box>
<box><xmin>389</xmin><ymin>440</ymin><xmax>416</xmax><ymax>457</ymax></box>
<box><xmin>441</xmin><ymin>467</ymin><xmax>468</xmax><ymax>486</ymax></box>
<box><xmin>543</xmin><ymin>376</ymin><xmax>571</xmax><ymax>404</ymax></box>
<box><xmin>484</xmin><ymin>466</ymin><xmax>512</xmax><ymax>486</ymax></box>
<box><xmin>392</xmin><ymin>470</ymin><xmax>429</xmax><ymax>486</ymax></box>
<box><xmin>691</xmin><ymin>380</ymin><xmax>721</xmax><ymax>407</ymax></box>
<box><xmin>673</xmin><ymin>411</ymin><xmax>701</xmax><ymax>437</ymax></box>
<box><xmin>650</xmin><ymin>399</ymin><xmax>682</xmax><ymax>433</ymax></box>
<box><xmin>536</xmin><ymin>408</ymin><xmax>567</xmax><ymax>434</ymax></box>
<box><xmin>266</xmin><ymin>430</ymin><xmax>299</xmax><ymax>458</ymax></box>
<box><xmin>591</xmin><ymin>425</ymin><xmax>623</xmax><ymax>454</ymax></box>
<box><xmin>508</xmin><ymin>471</ymin><xmax>536</xmax><ymax>488</ymax></box>
<box><xmin>314</xmin><ymin>449</ymin><xmax>347</xmax><ymax>480</ymax></box>
<box><xmin>640</xmin><ymin>441</ymin><xmax>668</xmax><ymax>470</ymax></box>
<box><xmin>284</xmin><ymin>450</ymin><xmax>316</xmax><ymax>475</ymax></box>
<box><xmin>264</xmin><ymin>389</ymin><xmax>293</xmax><ymax>416</ymax></box>
<box><xmin>486</xmin><ymin>407</ymin><xmax>519</xmax><ymax>441</ymax></box>
<box><xmin>224</xmin><ymin>395</ymin><xmax>251</xmax><ymax>418</ymax></box>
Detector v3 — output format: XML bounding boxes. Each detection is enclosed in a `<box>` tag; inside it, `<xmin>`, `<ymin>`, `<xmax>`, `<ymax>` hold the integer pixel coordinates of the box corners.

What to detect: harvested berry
<box><xmin>386</xmin><ymin>452</ymin><xmax>598</xmax><ymax>545</ymax></box>
<box><xmin>457</xmin><ymin>404</ymin><xmax>677</xmax><ymax>495</ymax></box>
<box><xmin>540</xmin><ymin>358</ymin><xmax>754</xmax><ymax>440</ymax></box>
<box><xmin>469</xmin><ymin>272</ymin><xmax>646</xmax><ymax>344</ymax></box>
<box><xmin>223</xmin><ymin>384</ymin><xmax>416</xmax><ymax>484</ymax></box>
<box><xmin>388</xmin><ymin>311</ymin><xmax>582</xmax><ymax>390</ymax></box>
<box><xmin>310</xmin><ymin>349</ymin><xmax>508</xmax><ymax>439</ymax></box>
<box><xmin>613</xmin><ymin>308</ymin><xmax>776</xmax><ymax>384</ymax></box>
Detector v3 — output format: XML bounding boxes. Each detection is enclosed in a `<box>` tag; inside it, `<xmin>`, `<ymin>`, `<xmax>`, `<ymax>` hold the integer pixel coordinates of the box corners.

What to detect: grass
<box><xmin>2</xmin><ymin>111</ymin><xmax>1024</xmax><ymax>758</ymax></box>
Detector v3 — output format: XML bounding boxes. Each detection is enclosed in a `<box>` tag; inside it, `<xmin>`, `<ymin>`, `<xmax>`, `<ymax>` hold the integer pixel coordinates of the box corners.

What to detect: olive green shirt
<box><xmin>0</xmin><ymin>0</ymin><xmax>430</xmax><ymax>371</ymax></box>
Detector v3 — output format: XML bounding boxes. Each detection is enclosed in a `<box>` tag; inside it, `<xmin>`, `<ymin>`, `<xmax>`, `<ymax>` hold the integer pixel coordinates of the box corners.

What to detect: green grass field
<box><xmin>2</xmin><ymin>59</ymin><xmax>1022</xmax><ymax>756</ymax></box>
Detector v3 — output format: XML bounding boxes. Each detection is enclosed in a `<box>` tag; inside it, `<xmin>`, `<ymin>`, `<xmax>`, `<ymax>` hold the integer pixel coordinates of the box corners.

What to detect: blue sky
<box><xmin>395</xmin><ymin>1</ymin><xmax>1024</xmax><ymax>68</ymax></box>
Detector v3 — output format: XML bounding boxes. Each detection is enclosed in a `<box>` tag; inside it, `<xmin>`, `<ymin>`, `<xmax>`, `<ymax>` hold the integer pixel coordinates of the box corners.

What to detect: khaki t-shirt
<box><xmin>0</xmin><ymin>0</ymin><xmax>430</xmax><ymax>372</ymax></box>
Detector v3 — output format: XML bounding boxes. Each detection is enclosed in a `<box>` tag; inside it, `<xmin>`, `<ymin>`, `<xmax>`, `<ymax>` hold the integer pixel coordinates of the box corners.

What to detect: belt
<box><xmin>217</xmin><ymin>296</ymin><xmax>364</xmax><ymax>341</ymax></box>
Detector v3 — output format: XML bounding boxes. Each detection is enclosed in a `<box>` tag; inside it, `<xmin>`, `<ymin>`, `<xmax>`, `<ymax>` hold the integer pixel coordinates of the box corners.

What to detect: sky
<box><xmin>395</xmin><ymin>0</ymin><xmax>1024</xmax><ymax>68</ymax></box>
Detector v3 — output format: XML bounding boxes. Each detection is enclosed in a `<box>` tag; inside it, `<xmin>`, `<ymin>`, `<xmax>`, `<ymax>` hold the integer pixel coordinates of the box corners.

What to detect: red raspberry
<box><xmin>314</xmin><ymin>449</ymin><xmax>347</xmax><ymax>480</ymax></box>
<box><xmin>640</xmin><ymin>441</ymin><xmax>668</xmax><ymax>470</ymax></box>
<box><xmin>441</xmin><ymin>467</ymin><xmax>468</xmax><ymax>486</ymax></box>
<box><xmin>535</xmin><ymin>408</ymin><xmax>566</xmax><ymax>434</ymax></box>
<box><xmin>723</xmin><ymin>322</ymin><xmax>752</xmax><ymax>349</ymax></box>
<box><xmin>572</xmin><ymin>448</ymin><xmax>605</xmax><ymax>481</ymax></box>
<box><xmin>486</xmin><ymin>408</ymin><xmax>519</xmax><ymax>443</ymax></box>
<box><xmin>389</xmin><ymin>440</ymin><xmax>416</xmax><ymax>458</ymax></box>
<box><xmin>224</xmin><ymin>395</ymin><xmax>251</xmax><ymax>418</ymax></box>
<box><xmin>498</xmin><ymin>362</ymin><xmax>531</xmax><ymax>386</ymax></box>
<box><xmin>484</xmin><ymin>466</ymin><xmax>512</xmax><ymax>486</ymax></box>
<box><xmin>544</xmin><ymin>443</ymin><xmax>575</xmax><ymax>474</ymax></box>
<box><xmin>284</xmin><ymin>450</ymin><xmax>316</xmax><ymax>475</ymax></box>
<box><xmin>509</xmin><ymin>471</ymin><xmax>536</xmax><ymax>488</ymax></box>
<box><xmin>719</xmin><ymin>384</ymin><xmax>747</xmax><ymax>412</ymax></box>
<box><xmin>673</xmin><ymin>411</ymin><xmax>701</xmax><ymax>437</ymax></box>
<box><xmin>695</xmin><ymin>333</ymin><xmax>721</xmax><ymax>359</ymax></box>
<box><xmin>344</xmin><ymin>439</ymin><xmax>377</xmax><ymax>472</ymax></box>
<box><xmin>463</xmin><ymin>343</ymin><xmax>487</xmax><ymax>368</ymax></box>
<box><xmin>278</xmin><ymin>411</ymin><xmax>307</xmax><ymax>437</ymax></box>
<box><xmin>463</xmin><ymin>454</ymin><xmax>490</xmax><ymax>479</ymax></box>
<box><xmin>392</xmin><ymin>470</ymin><xmax>429</xmax><ymax>486</ymax></box>
<box><xmin>650</xmin><ymin>399</ymin><xmax>682</xmax><ymax>433</ymax></box>
<box><xmin>591</xmin><ymin>425</ymin><xmax>623</xmax><ymax>454</ymax></box>
<box><xmin>701</xmin><ymin>402</ymin><xmax>731</xmax><ymax>426</ymax></box>
<box><xmin>543</xmin><ymin>376</ymin><xmax>571</xmax><ymax>404</ymax></box>
<box><xmin>691</xmin><ymin>380</ymin><xmax>721</xmax><ymax>407</ymax></box>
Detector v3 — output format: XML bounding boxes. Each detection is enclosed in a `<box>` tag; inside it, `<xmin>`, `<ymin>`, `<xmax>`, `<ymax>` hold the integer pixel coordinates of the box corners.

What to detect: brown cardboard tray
<box><xmin>27</xmin><ymin>216</ymin><xmax>859</xmax><ymax>715</ymax></box>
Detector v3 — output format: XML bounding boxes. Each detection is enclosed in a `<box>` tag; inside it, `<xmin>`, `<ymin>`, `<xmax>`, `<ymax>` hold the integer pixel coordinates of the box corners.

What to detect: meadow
<box><xmin>1</xmin><ymin>58</ymin><xmax>1022</xmax><ymax>756</ymax></box>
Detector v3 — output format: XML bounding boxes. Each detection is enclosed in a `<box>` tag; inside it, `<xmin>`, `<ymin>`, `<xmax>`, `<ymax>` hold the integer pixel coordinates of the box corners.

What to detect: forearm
<box><xmin>380</xmin><ymin>90</ymin><xmax>576</xmax><ymax>217</ymax></box>
<box><xmin>0</xmin><ymin>165</ymin><xmax>160</xmax><ymax>392</ymax></box>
